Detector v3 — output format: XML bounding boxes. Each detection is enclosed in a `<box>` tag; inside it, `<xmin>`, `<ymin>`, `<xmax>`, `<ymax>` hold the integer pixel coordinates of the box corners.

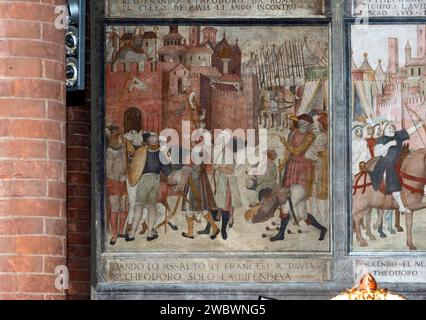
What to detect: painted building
<box><xmin>105</xmin><ymin>26</ymin><xmax>258</xmax><ymax>139</ymax></box>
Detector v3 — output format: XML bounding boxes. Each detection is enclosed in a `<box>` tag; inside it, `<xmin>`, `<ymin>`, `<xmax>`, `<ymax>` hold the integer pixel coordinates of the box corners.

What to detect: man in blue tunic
<box><xmin>370</xmin><ymin>121</ymin><xmax>424</xmax><ymax>214</ymax></box>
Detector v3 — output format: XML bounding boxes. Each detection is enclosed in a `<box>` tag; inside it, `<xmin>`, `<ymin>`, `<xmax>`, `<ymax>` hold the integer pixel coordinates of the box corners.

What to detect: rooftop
<box><xmin>406</xmin><ymin>57</ymin><xmax>426</xmax><ymax>67</ymax></box>
<box><xmin>190</xmin><ymin>66</ymin><xmax>222</xmax><ymax>78</ymax></box>
<box><xmin>359</xmin><ymin>52</ymin><xmax>374</xmax><ymax>72</ymax></box>
<box><xmin>141</xmin><ymin>31</ymin><xmax>157</xmax><ymax>39</ymax></box>
<box><xmin>164</xmin><ymin>32</ymin><xmax>184</xmax><ymax>40</ymax></box>
<box><xmin>186</xmin><ymin>46</ymin><xmax>213</xmax><ymax>54</ymax></box>
<box><xmin>219</xmin><ymin>74</ymin><xmax>241</xmax><ymax>82</ymax></box>
<box><xmin>157</xmin><ymin>45</ymin><xmax>187</xmax><ymax>54</ymax></box>
<box><xmin>213</xmin><ymin>83</ymin><xmax>239</xmax><ymax>92</ymax></box>
<box><xmin>159</xmin><ymin>62</ymin><xmax>180</xmax><ymax>72</ymax></box>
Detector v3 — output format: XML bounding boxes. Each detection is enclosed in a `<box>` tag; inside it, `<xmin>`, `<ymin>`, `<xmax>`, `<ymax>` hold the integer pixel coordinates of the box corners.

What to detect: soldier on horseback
<box><xmin>370</xmin><ymin>120</ymin><xmax>424</xmax><ymax>214</ymax></box>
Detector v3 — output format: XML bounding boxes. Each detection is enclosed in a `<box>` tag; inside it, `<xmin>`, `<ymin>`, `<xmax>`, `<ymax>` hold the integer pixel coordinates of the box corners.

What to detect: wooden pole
<box><xmin>299</xmin><ymin>41</ymin><xmax>304</xmax><ymax>77</ymax></box>
<box><xmin>279</xmin><ymin>45</ymin><xmax>287</xmax><ymax>81</ymax></box>
<box><xmin>285</xmin><ymin>41</ymin><xmax>296</xmax><ymax>88</ymax></box>
<box><xmin>273</xmin><ymin>44</ymin><xmax>282</xmax><ymax>87</ymax></box>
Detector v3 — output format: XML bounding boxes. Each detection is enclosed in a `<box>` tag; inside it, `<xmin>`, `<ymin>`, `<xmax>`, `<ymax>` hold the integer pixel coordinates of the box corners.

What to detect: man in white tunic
<box><xmin>352</xmin><ymin>123</ymin><xmax>370</xmax><ymax>177</ymax></box>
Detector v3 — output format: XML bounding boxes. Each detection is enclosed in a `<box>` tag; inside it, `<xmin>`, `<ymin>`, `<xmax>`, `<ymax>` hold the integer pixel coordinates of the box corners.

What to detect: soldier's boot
<box><xmin>110</xmin><ymin>211</ymin><xmax>119</xmax><ymax>245</ymax></box>
<box><xmin>208</xmin><ymin>212</ymin><xmax>220</xmax><ymax>240</ymax></box>
<box><xmin>147</xmin><ymin>206</ymin><xmax>159</xmax><ymax>242</ymax></box>
<box><xmin>306</xmin><ymin>214</ymin><xmax>328</xmax><ymax>241</ymax></box>
<box><xmin>221</xmin><ymin>211</ymin><xmax>231</xmax><ymax>240</ymax></box>
<box><xmin>126</xmin><ymin>205</ymin><xmax>143</xmax><ymax>242</ymax></box>
<box><xmin>167</xmin><ymin>221</ymin><xmax>178</xmax><ymax>231</ymax></box>
<box><xmin>139</xmin><ymin>221</ymin><xmax>148</xmax><ymax>235</ymax></box>
<box><xmin>213</xmin><ymin>209</ymin><xmax>221</xmax><ymax>222</ymax></box>
<box><xmin>182</xmin><ymin>215</ymin><xmax>195</xmax><ymax>239</ymax></box>
<box><xmin>270</xmin><ymin>216</ymin><xmax>290</xmax><ymax>242</ymax></box>
<box><xmin>197</xmin><ymin>222</ymin><xmax>211</xmax><ymax>235</ymax></box>
<box><xmin>118</xmin><ymin>211</ymin><xmax>127</xmax><ymax>238</ymax></box>
<box><xmin>392</xmin><ymin>192</ymin><xmax>411</xmax><ymax>214</ymax></box>
<box><xmin>229</xmin><ymin>214</ymin><xmax>234</xmax><ymax>228</ymax></box>
<box><xmin>198</xmin><ymin>211</ymin><xmax>213</xmax><ymax>235</ymax></box>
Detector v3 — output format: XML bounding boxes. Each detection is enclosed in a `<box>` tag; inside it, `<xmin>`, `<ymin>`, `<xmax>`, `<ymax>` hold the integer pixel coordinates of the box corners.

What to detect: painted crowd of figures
<box><xmin>351</xmin><ymin>118</ymin><xmax>426</xmax><ymax>250</ymax></box>
<box><xmin>105</xmin><ymin>88</ymin><xmax>330</xmax><ymax>247</ymax></box>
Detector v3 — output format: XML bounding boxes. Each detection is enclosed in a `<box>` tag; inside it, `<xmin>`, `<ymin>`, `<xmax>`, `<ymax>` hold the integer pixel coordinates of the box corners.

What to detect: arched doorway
<box><xmin>124</xmin><ymin>107</ymin><xmax>142</xmax><ymax>133</ymax></box>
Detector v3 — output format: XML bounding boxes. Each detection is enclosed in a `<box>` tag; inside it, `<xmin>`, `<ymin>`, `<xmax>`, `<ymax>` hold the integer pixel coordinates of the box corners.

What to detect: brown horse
<box><xmin>353</xmin><ymin>149</ymin><xmax>426</xmax><ymax>250</ymax></box>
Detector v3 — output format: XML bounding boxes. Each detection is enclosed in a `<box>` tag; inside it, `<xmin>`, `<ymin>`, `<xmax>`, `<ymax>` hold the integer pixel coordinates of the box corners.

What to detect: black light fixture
<box><xmin>66</xmin><ymin>0</ymin><xmax>85</xmax><ymax>92</ymax></box>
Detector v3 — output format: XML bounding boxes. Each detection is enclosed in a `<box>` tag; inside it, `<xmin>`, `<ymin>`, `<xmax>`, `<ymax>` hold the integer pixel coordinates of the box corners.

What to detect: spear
<box><xmin>264</xmin><ymin>46</ymin><xmax>273</xmax><ymax>90</ymax></box>
<box><xmin>254</xmin><ymin>52</ymin><xmax>262</xmax><ymax>90</ymax></box>
<box><xmin>299</xmin><ymin>41</ymin><xmax>306</xmax><ymax>77</ymax></box>
<box><xmin>273</xmin><ymin>44</ymin><xmax>280</xmax><ymax>87</ymax></box>
<box><xmin>264</xmin><ymin>45</ymin><xmax>272</xmax><ymax>89</ymax></box>
<box><xmin>292</xmin><ymin>41</ymin><xmax>300</xmax><ymax>78</ymax></box>
<box><xmin>268</xmin><ymin>44</ymin><xmax>277</xmax><ymax>88</ymax></box>
<box><xmin>285</xmin><ymin>41</ymin><xmax>296</xmax><ymax>88</ymax></box>
<box><xmin>273</xmin><ymin>44</ymin><xmax>281</xmax><ymax>87</ymax></box>
<box><xmin>278</xmin><ymin>45</ymin><xmax>287</xmax><ymax>81</ymax></box>
<box><xmin>258</xmin><ymin>47</ymin><xmax>264</xmax><ymax>89</ymax></box>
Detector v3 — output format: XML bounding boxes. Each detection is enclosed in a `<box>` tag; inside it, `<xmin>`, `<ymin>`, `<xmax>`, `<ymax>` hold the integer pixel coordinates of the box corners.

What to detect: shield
<box><xmin>245</xmin><ymin>177</ymin><xmax>258</xmax><ymax>190</ymax></box>
<box><xmin>127</xmin><ymin>146</ymin><xmax>147</xmax><ymax>187</ymax></box>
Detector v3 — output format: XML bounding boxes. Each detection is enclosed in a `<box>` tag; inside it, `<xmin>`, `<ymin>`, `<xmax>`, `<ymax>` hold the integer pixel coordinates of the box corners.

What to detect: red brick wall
<box><xmin>106</xmin><ymin>61</ymin><xmax>163</xmax><ymax>133</ymax></box>
<box><xmin>210</xmin><ymin>88</ymin><xmax>249</xmax><ymax>133</ymax></box>
<box><xmin>65</xmin><ymin>0</ymin><xmax>91</xmax><ymax>300</ymax></box>
<box><xmin>0</xmin><ymin>0</ymin><xmax>67</xmax><ymax>300</ymax></box>
<box><xmin>66</xmin><ymin>103</ymin><xmax>91</xmax><ymax>299</ymax></box>
<box><xmin>242</xmin><ymin>74</ymin><xmax>260</xmax><ymax>130</ymax></box>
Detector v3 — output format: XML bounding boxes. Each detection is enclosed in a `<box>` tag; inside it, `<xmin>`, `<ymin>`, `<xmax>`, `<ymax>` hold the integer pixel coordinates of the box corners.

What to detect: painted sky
<box><xmin>352</xmin><ymin>25</ymin><xmax>419</xmax><ymax>71</ymax></box>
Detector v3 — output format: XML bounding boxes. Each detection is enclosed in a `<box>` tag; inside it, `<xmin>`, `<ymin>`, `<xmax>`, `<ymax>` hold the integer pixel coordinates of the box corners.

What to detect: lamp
<box><xmin>331</xmin><ymin>273</ymin><xmax>407</xmax><ymax>300</ymax></box>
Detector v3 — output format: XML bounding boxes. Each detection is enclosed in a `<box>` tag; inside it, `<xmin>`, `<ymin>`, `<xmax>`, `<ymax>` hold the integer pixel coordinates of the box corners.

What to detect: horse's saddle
<box><xmin>364</xmin><ymin>157</ymin><xmax>379</xmax><ymax>173</ymax></box>
<box><xmin>353</xmin><ymin>148</ymin><xmax>410</xmax><ymax>195</ymax></box>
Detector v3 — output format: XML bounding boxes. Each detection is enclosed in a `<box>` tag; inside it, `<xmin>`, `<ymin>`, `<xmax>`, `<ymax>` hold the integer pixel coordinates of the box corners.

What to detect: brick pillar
<box><xmin>0</xmin><ymin>1</ymin><xmax>67</xmax><ymax>299</ymax></box>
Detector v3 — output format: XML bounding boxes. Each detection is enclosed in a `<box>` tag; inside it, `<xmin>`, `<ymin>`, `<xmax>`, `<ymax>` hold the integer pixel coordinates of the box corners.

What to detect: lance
<box><xmin>299</xmin><ymin>41</ymin><xmax>306</xmax><ymax>77</ymax></box>
<box><xmin>286</xmin><ymin>41</ymin><xmax>296</xmax><ymax>89</ymax></box>
<box><xmin>278</xmin><ymin>45</ymin><xmax>287</xmax><ymax>81</ymax></box>
<box><xmin>273</xmin><ymin>44</ymin><xmax>282</xmax><ymax>87</ymax></box>
<box><xmin>270</xmin><ymin>44</ymin><xmax>278</xmax><ymax>88</ymax></box>
<box><xmin>292</xmin><ymin>41</ymin><xmax>300</xmax><ymax>78</ymax></box>
<box><xmin>266</xmin><ymin>46</ymin><xmax>274</xmax><ymax>90</ymax></box>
